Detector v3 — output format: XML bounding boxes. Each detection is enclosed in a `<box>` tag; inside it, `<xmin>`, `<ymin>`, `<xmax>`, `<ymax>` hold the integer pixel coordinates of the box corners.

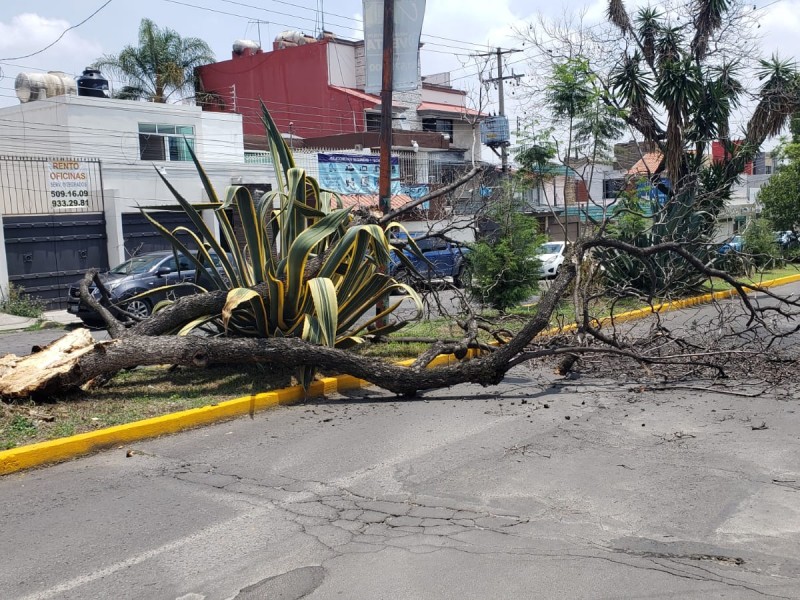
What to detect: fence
<box><xmin>244</xmin><ymin>147</ymin><xmax>456</xmax><ymax>187</ymax></box>
<box><xmin>0</xmin><ymin>155</ymin><xmax>105</xmax><ymax>216</ymax></box>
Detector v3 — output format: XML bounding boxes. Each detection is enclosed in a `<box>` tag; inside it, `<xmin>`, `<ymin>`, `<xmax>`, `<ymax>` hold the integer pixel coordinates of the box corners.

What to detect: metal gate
<box><xmin>1</xmin><ymin>155</ymin><xmax>107</xmax><ymax>309</ymax></box>
<box><xmin>122</xmin><ymin>212</ymin><xmax>202</xmax><ymax>256</ymax></box>
<box><xmin>4</xmin><ymin>214</ymin><xmax>109</xmax><ymax>309</ymax></box>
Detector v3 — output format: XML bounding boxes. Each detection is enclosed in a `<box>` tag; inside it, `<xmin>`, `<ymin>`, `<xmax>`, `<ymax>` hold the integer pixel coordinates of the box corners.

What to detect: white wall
<box><xmin>0</xmin><ymin>98</ymin><xmax>71</xmax><ymax>156</ymax></box>
<box><xmin>0</xmin><ymin>95</ymin><xmax>278</xmax><ymax>269</ymax></box>
<box><xmin>0</xmin><ymin>95</ymin><xmax>274</xmax><ymax>213</ymax></box>
<box><xmin>327</xmin><ymin>42</ymin><xmax>357</xmax><ymax>88</ymax></box>
<box><xmin>451</xmin><ymin>121</ymin><xmax>480</xmax><ymax>162</ymax></box>
<box><xmin>0</xmin><ymin>95</ymin><xmax>247</xmax><ymax>165</ymax></box>
<box><xmin>420</xmin><ymin>87</ymin><xmax>466</xmax><ymax>106</ymax></box>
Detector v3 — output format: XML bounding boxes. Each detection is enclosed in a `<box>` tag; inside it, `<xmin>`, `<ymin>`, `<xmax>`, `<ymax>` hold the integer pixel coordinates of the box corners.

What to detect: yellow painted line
<box><xmin>0</xmin><ymin>374</ymin><xmax>374</xmax><ymax>476</ymax></box>
<box><xmin>3</xmin><ymin>273</ymin><xmax>800</xmax><ymax>476</ymax></box>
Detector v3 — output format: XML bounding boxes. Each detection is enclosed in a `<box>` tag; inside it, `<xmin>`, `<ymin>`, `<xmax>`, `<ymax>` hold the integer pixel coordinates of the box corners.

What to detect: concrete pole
<box><xmin>378</xmin><ymin>0</ymin><xmax>395</xmax><ymax>214</ymax></box>
<box><xmin>497</xmin><ymin>47</ymin><xmax>508</xmax><ymax>173</ymax></box>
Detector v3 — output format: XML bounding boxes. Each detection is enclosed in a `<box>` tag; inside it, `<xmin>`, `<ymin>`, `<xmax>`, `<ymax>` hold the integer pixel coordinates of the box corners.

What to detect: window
<box><xmin>365</xmin><ymin>113</ymin><xmax>382</xmax><ymax>132</ymax></box>
<box><xmin>765</xmin><ymin>165</ymin><xmax>772</xmax><ymax>174</ymax></box>
<box><xmin>422</xmin><ymin>118</ymin><xmax>454</xmax><ymax>141</ymax></box>
<box><xmin>603</xmin><ymin>178</ymin><xmax>626</xmax><ymax>199</ymax></box>
<box><xmin>138</xmin><ymin>123</ymin><xmax>195</xmax><ymax>161</ymax></box>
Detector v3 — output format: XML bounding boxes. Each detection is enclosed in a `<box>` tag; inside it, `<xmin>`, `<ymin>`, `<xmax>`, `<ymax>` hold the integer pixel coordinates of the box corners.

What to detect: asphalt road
<box><xmin>2</xmin><ymin>283</ymin><xmax>800</xmax><ymax>599</ymax></box>
<box><xmin>0</xmin><ymin>325</ymin><xmax>107</xmax><ymax>357</ymax></box>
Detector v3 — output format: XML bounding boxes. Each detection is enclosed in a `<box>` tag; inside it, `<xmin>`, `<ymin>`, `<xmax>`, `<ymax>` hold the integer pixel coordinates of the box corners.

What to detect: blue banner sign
<box><xmin>318</xmin><ymin>153</ymin><xmax>400</xmax><ymax>195</ymax></box>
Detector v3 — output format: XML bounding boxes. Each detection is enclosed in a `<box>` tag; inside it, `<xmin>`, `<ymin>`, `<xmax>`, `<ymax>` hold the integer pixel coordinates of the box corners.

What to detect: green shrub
<box><xmin>744</xmin><ymin>218</ymin><xmax>782</xmax><ymax>270</ymax></box>
<box><xmin>467</xmin><ymin>210</ymin><xmax>545</xmax><ymax>311</ymax></box>
<box><xmin>0</xmin><ymin>283</ymin><xmax>46</xmax><ymax>319</ymax></box>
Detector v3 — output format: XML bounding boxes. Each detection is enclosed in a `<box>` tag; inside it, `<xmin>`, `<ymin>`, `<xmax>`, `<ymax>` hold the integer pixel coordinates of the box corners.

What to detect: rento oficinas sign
<box><xmin>47</xmin><ymin>160</ymin><xmax>91</xmax><ymax>210</ymax></box>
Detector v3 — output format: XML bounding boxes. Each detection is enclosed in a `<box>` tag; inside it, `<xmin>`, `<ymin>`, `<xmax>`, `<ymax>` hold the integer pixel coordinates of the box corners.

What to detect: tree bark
<box><xmin>0</xmin><ymin>261</ymin><xmax>575</xmax><ymax>399</ymax></box>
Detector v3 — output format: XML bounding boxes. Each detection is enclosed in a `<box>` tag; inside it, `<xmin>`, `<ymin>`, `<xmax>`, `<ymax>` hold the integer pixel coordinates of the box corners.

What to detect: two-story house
<box><xmin>0</xmin><ymin>92</ymin><xmax>274</xmax><ymax>307</ymax></box>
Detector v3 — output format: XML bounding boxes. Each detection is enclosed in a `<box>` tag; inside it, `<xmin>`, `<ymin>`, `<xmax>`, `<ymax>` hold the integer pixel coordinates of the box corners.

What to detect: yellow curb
<box><xmin>3</xmin><ymin>273</ymin><xmax>799</xmax><ymax>476</ymax></box>
<box><xmin>0</xmin><ymin>352</ymin><xmax>471</xmax><ymax>475</ymax></box>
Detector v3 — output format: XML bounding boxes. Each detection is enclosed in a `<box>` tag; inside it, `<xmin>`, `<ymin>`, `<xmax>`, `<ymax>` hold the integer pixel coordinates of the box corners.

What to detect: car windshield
<box><xmin>108</xmin><ymin>255</ymin><xmax>163</xmax><ymax>275</ymax></box>
<box><xmin>538</xmin><ymin>243</ymin><xmax>563</xmax><ymax>255</ymax></box>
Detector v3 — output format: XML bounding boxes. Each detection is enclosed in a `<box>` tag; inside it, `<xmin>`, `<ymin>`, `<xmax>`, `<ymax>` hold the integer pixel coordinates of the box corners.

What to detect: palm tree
<box><xmin>599</xmin><ymin>0</ymin><xmax>800</xmax><ymax>295</ymax></box>
<box><xmin>94</xmin><ymin>18</ymin><xmax>214</xmax><ymax>103</ymax></box>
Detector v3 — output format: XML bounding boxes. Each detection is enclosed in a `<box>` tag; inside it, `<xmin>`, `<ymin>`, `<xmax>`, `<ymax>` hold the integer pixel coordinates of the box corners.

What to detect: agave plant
<box><xmin>142</xmin><ymin>103</ymin><xmax>422</xmax><ymax>386</ymax></box>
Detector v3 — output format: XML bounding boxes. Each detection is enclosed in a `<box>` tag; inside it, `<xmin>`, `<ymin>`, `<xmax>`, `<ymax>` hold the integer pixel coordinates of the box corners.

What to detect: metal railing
<box><xmin>0</xmin><ymin>155</ymin><xmax>104</xmax><ymax>215</ymax></box>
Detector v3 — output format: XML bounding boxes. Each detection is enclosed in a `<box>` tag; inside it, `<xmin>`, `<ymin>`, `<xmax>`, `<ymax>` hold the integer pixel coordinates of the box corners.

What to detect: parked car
<box><xmin>67</xmin><ymin>250</ymin><xmax>225</xmax><ymax>324</ymax></box>
<box><xmin>537</xmin><ymin>241</ymin><xmax>567</xmax><ymax>278</ymax></box>
<box><xmin>718</xmin><ymin>235</ymin><xmax>744</xmax><ymax>254</ymax></box>
<box><xmin>389</xmin><ymin>233</ymin><xmax>469</xmax><ymax>289</ymax></box>
<box><xmin>774</xmin><ymin>230</ymin><xmax>798</xmax><ymax>250</ymax></box>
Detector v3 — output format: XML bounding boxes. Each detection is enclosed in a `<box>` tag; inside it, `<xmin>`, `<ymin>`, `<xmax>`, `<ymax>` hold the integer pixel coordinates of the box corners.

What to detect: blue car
<box><xmin>389</xmin><ymin>233</ymin><xmax>469</xmax><ymax>289</ymax></box>
<box><xmin>719</xmin><ymin>235</ymin><xmax>744</xmax><ymax>254</ymax></box>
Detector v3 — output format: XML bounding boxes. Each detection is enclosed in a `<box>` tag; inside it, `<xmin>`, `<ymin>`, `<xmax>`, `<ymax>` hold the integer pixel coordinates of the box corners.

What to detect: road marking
<box><xmin>15</xmin><ymin>505</ymin><xmax>273</xmax><ymax>600</ymax></box>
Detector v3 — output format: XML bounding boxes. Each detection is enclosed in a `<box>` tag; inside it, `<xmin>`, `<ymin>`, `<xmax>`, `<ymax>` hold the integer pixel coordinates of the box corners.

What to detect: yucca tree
<box><xmin>94</xmin><ymin>18</ymin><xmax>214</xmax><ymax>103</ymax></box>
<box><xmin>600</xmin><ymin>0</ymin><xmax>800</xmax><ymax>296</ymax></box>
<box><xmin>141</xmin><ymin>104</ymin><xmax>421</xmax><ymax>386</ymax></box>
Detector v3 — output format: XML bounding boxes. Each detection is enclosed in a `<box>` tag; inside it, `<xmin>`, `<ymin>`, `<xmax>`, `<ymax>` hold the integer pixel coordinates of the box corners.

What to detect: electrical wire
<box><xmin>0</xmin><ymin>0</ymin><xmax>115</xmax><ymax>62</ymax></box>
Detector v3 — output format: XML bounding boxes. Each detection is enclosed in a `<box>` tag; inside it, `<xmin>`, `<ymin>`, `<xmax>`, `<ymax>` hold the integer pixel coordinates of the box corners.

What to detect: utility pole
<box><xmin>376</xmin><ymin>0</ymin><xmax>395</xmax><ymax>327</ymax></box>
<box><xmin>479</xmin><ymin>48</ymin><xmax>523</xmax><ymax>172</ymax></box>
<box><xmin>378</xmin><ymin>0</ymin><xmax>394</xmax><ymax>216</ymax></box>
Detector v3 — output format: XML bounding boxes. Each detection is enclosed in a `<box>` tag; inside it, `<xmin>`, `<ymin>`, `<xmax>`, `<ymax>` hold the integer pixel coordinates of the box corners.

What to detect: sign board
<box><xmin>318</xmin><ymin>153</ymin><xmax>400</xmax><ymax>195</ymax></box>
<box><xmin>363</xmin><ymin>0</ymin><xmax>426</xmax><ymax>94</ymax></box>
<box><xmin>46</xmin><ymin>160</ymin><xmax>91</xmax><ymax>210</ymax></box>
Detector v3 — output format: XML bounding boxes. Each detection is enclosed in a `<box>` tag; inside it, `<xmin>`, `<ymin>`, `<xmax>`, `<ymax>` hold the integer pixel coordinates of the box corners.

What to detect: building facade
<box><xmin>0</xmin><ymin>94</ymin><xmax>275</xmax><ymax>306</ymax></box>
<box><xmin>195</xmin><ymin>34</ymin><xmax>482</xmax><ymax>162</ymax></box>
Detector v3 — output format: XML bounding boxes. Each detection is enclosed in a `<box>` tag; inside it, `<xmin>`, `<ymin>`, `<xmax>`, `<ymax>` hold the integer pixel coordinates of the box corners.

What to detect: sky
<box><xmin>0</xmin><ymin>0</ymin><xmax>799</xmax><ymax>133</ymax></box>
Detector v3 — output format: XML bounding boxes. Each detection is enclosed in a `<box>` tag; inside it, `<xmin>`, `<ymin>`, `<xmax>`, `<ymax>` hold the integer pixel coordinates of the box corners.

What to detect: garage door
<box><xmin>122</xmin><ymin>211</ymin><xmax>202</xmax><ymax>256</ymax></box>
<box><xmin>4</xmin><ymin>213</ymin><xmax>109</xmax><ymax>309</ymax></box>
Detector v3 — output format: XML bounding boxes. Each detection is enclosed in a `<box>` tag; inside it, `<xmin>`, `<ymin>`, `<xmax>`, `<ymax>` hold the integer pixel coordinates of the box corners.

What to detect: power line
<box><xmin>0</xmin><ymin>0</ymin><xmax>115</xmax><ymax>62</ymax></box>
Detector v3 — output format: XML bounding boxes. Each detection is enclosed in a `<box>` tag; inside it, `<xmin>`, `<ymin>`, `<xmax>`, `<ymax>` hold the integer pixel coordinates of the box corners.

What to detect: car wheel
<box><xmin>123</xmin><ymin>298</ymin><xmax>152</xmax><ymax>319</ymax></box>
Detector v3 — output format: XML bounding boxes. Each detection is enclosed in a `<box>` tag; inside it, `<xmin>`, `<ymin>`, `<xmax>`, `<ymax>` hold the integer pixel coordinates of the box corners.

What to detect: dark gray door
<box><xmin>122</xmin><ymin>212</ymin><xmax>201</xmax><ymax>257</ymax></box>
<box><xmin>4</xmin><ymin>213</ymin><xmax>108</xmax><ymax>309</ymax></box>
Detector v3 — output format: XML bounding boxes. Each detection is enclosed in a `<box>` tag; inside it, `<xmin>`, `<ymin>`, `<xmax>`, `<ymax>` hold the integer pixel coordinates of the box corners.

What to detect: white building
<box><xmin>0</xmin><ymin>94</ymin><xmax>276</xmax><ymax>306</ymax></box>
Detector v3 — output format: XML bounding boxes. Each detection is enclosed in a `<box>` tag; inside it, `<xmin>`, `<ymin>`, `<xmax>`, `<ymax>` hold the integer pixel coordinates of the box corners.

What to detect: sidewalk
<box><xmin>0</xmin><ymin>309</ymin><xmax>82</xmax><ymax>332</ymax></box>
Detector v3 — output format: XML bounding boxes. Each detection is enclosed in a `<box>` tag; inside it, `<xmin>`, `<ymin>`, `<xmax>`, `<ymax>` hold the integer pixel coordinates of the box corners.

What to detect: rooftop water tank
<box><xmin>232</xmin><ymin>39</ymin><xmax>261</xmax><ymax>57</ymax></box>
<box><xmin>77</xmin><ymin>67</ymin><xmax>110</xmax><ymax>98</ymax></box>
<box><xmin>15</xmin><ymin>71</ymin><xmax>77</xmax><ymax>103</ymax></box>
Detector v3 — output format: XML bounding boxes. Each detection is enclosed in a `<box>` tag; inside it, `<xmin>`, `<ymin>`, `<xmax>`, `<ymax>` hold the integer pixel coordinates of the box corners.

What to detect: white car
<box><xmin>537</xmin><ymin>241</ymin><xmax>567</xmax><ymax>278</ymax></box>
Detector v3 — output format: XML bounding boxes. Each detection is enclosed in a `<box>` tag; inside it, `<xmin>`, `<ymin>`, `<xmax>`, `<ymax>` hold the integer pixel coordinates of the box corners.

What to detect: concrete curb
<box><xmin>3</xmin><ymin>273</ymin><xmax>800</xmax><ymax>476</ymax></box>
<box><xmin>0</xmin><ymin>353</ymin><xmax>464</xmax><ymax>476</ymax></box>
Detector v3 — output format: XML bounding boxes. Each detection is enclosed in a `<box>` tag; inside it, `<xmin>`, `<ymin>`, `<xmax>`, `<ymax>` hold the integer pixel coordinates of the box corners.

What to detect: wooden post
<box><xmin>379</xmin><ymin>0</ymin><xmax>394</xmax><ymax>214</ymax></box>
<box><xmin>376</xmin><ymin>0</ymin><xmax>395</xmax><ymax>327</ymax></box>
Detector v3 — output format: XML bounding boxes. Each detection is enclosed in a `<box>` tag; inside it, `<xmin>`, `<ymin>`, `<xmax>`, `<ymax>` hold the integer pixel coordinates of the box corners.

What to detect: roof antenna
<box><xmin>318</xmin><ymin>0</ymin><xmax>326</xmax><ymax>39</ymax></box>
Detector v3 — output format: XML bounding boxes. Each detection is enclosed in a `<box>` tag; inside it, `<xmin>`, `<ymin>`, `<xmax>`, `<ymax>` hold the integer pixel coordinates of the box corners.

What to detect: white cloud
<box><xmin>0</xmin><ymin>13</ymin><xmax>104</xmax><ymax>107</ymax></box>
<box><xmin>757</xmin><ymin>0</ymin><xmax>800</xmax><ymax>58</ymax></box>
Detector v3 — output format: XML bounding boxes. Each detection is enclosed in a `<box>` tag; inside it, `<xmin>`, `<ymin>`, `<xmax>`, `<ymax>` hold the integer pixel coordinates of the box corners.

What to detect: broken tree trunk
<box><xmin>0</xmin><ymin>262</ymin><xmax>575</xmax><ymax>399</ymax></box>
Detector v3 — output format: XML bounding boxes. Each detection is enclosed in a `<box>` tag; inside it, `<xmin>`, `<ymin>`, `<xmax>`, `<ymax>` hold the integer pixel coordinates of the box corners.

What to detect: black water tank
<box><xmin>77</xmin><ymin>68</ymin><xmax>110</xmax><ymax>98</ymax></box>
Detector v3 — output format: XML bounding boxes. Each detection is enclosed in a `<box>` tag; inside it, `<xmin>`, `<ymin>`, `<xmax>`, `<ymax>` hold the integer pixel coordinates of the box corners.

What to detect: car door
<box><xmin>152</xmin><ymin>255</ymin><xmax>195</xmax><ymax>302</ymax></box>
<box><xmin>170</xmin><ymin>254</ymin><xmax>197</xmax><ymax>299</ymax></box>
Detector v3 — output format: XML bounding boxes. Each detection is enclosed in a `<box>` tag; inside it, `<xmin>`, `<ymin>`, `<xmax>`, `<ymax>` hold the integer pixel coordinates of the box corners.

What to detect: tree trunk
<box><xmin>0</xmin><ymin>264</ymin><xmax>576</xmax><ymax>399</ymax></box>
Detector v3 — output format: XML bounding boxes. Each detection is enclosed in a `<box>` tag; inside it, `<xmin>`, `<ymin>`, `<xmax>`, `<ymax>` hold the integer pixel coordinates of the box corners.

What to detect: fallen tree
<box><xmin>3</xmin><ymin>0</ymin><xmax>800</xmax><ymax>400</ymax></box>
<box><xmin>2</xmin><ymin>237</ymin><xmax>799</xmax><ymax>399</ymax></box>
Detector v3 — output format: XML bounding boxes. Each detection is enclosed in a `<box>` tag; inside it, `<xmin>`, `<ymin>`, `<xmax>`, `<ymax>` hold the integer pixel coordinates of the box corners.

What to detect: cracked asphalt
<box><xmin>2</xmin><ymin>362</ymin><xmax>800</xmax><ymax>599</ymax></box>
<box><xmin>3</xmin><ymin>285</ymin><xmax>800</xmax><ymax>599</ymax></box>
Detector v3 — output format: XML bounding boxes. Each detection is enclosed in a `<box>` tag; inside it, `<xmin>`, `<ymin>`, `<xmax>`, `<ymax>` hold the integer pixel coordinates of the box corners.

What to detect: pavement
<box><xmin>2</xmin><ymin>281</ymin><xmax>800</xmax><ymax>598</ymax></box>
<box><xmin>0</xmin><ymin>308</ymin><xmax>82</xmax><ymax>332</ymax></box>
<box><xmin>2</xmin><ymin>363</ymin><xmax>799</xmax><ymax>599</ymax></box>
